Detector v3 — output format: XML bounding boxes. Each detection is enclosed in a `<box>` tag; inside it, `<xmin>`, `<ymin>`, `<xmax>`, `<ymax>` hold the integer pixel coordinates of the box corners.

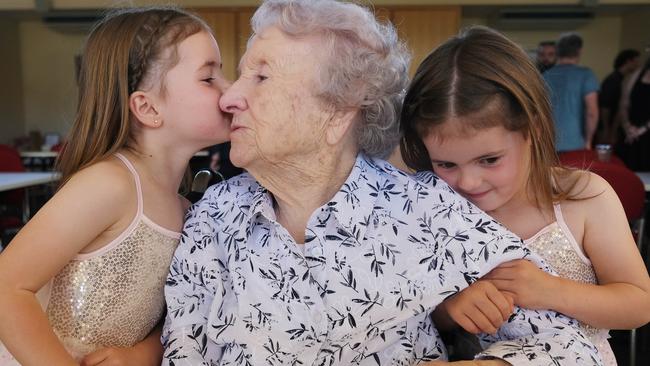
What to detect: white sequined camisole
<box><xmin>524</xmin><ymin>203</ymin><xmax>617</xmax><ymax>365</ymax></box>
<box><xmin>0</xmin><ymin>153</ymin><xmax>181</xmax><ymax>364</ymax></box>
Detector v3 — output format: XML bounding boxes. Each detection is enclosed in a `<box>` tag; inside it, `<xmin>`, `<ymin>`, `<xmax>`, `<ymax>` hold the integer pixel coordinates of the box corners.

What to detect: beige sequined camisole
<box><xmin>524</xmin><ymin>203</ymin><xmax>617</xmax><ymax>365</ymax></box>
<box><xmin>40</xmin><ymin>153</ymin><xmax>180</xmax><ymax>360</ymax></box>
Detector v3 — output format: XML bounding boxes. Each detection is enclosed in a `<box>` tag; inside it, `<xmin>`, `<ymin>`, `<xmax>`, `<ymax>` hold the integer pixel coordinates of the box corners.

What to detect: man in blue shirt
<box><xmin>544</xmin><ymin>33</ymin><xmax>599</xmax><ymax>151</ymax></box>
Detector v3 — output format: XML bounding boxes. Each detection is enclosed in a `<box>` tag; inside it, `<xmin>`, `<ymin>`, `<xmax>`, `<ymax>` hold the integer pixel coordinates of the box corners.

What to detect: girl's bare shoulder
<box><xmin>59</xmin><ymin>156</ymin><xmax>136</xmax><ymax>209</ymax></box>
<box><xmin>553</xmin><ymin>167</ymin><xmax>611</xmax><ymax>201</ymax></box>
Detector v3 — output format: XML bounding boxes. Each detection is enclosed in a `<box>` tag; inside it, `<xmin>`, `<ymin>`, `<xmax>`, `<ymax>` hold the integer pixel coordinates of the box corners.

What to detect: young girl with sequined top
<box><xmin>0</xmin><ymin>7</ymin><xmax>230</xmax><ymax>366</ymax></box>
<box><xmin>400</xmin><ymin>26</ymin><xmax>650</xmax><ymax>365</ymax></box>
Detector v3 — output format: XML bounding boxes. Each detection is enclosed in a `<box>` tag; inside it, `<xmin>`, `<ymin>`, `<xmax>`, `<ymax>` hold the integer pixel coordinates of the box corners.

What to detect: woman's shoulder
<box><xmin>194</xmin><ymin>172</ymin><xmax>261</xmax><ymax>209</ymax></box>
<box><xmin>369</xmin><ymin>157</ymin><xmax>479</xmax><ymax>211</ymax></box>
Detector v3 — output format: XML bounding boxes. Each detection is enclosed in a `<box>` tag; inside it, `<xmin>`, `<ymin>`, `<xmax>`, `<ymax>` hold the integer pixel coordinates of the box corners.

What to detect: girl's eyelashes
<box><xmin>434</xmin><ymin>162</ymin><xmax>456</xmax><ymax>169</ymax></box>
<box><xmin>202</xmin><ymin>77</ymin><xmax>215</xmax><ymax>84</ymax></box>
<box><xmin>480</xmin><ymin>156</ymin><xmax>501</xmax><ymax>165</ymax></box>
<box><xmin>432</xmin><ymin>156</ymin><xmax>500</xmax><ymax>169</ymax></box>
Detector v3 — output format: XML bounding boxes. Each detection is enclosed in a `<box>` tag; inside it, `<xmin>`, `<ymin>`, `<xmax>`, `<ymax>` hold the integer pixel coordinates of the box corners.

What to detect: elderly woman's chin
<box><xmin>227</xmin><ymin>141</ymin><xmax>255</xmax><ymax>169</ymax></box>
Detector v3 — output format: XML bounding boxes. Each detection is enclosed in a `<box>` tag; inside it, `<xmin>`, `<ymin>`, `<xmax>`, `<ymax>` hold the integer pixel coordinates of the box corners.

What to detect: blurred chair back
<box><xmin>50</xmin><ymin>143</ymin><xmax>65</xmax><ymax>152</ymax></box>
<box><xmin>588</xmin><ymin>161</ymin><xmax>645</xmax><ymax>223</ymax></box>
<box><xmin>0</xmin><ymin>145</ymin><xmax>26</xmax><ymax>248</ymax></box>
<box><xmin>0</xmin><ymin>144</ymin><xmax>25</xmax><ymax>172</ymax></box>
<box><xmin>570</xmin><ymin>160</ymin><xmax>646</xmax><ymax>366</ymax></box>
<box><xmin>186</xmin><ymin>170</ymin><xmax>225</xmax><ymax>204</ymax></box>
<box><xmin>0</xmin><ymin>144</ymin><xmax>26</xmax><ymax>205</ymax></box>
<box><xmin>558</xmin><ymin>149</ymin><xmax>624</xmax><ymax>168</ymax></box>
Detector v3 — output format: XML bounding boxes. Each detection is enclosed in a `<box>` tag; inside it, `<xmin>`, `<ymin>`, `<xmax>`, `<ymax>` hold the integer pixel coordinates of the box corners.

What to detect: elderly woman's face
<box><xmin>219</xmin><ymin>26</ymin><xmax>333</xmax><ymax>170</ymax></box>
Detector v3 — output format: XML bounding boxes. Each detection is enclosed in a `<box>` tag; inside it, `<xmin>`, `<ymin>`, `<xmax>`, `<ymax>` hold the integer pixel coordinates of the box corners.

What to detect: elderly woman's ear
<box><xmin>325</xmin><ymin>109</ymin><xmax>357</xmax><ymax>146</ymax></box>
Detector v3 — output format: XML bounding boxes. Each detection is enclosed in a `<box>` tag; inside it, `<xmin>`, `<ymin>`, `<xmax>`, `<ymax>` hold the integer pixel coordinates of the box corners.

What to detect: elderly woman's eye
<box><xmin>256</xmin><ymin>74</ymin><xmax>268</xmax><ymax>82</ymax></box>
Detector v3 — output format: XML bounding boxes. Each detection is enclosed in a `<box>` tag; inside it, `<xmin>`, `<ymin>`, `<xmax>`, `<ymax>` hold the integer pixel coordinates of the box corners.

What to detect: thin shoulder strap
<box><xmin>74</xmin><ymin>153</ymin><xmax>145</xmax><ymax>260</ymax></box>
<box><xmin>114</xmin><ymin>152</ymin><xmax>144</xmax><ymax>217</ymax></box>
<box><xmin>553</xmin><ymin>203</ymin><xmax>591</xmax><ymax>264</ymax></box>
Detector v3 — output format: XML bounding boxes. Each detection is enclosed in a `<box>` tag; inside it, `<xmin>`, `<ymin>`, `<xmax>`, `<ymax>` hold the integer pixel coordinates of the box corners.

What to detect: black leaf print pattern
<box><xmin>162</xmin><ymin>155</ymin><xmax>602</xmax><ymax>366</ymax></box>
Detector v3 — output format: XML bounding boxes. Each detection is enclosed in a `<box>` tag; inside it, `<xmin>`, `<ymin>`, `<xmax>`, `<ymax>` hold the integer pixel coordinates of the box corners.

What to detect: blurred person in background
<box><xmin>536</xmin><ymin>40</ymin><xmax>556</xmax><ymax>73</ymax></box>
<box><xmin>544</xmin><ymin>33</ymin><xmax>599</xmax><ymax>151</ymax></box>
<box><xmin>598</xmin><ymin>49</ymin><xmax>640</xmax><ymax>145</ymax></box>
<box><xmin>619</xmin><ymin>55</ymin><xmax>650</xmax><ymax>171</ymax></box>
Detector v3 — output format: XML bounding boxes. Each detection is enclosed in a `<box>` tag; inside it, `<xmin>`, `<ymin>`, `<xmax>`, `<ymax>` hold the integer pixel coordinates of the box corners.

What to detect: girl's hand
<box><xmin>80</xmin><ymin>346</ymin><xmax>156</xmax><ymax>366</ymax></box>
<box><xmin>484</xmin><ymin>260</ymin><xmax>558</xmax><ymax>310</ymax></box>
<box><xmin>442</xmin><ymin>280</ymin><xmax>514</xmax><ymax>334</ymax></box>
<box><xmin>624</xmin><ymin>124</ymin><xmax>647</xmax><ymax>143</ymax></box>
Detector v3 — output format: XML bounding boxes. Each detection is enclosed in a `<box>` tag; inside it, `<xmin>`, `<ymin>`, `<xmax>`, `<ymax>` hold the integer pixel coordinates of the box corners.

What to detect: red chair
<box><xmin>0</xmin><ymin>145</ymin><xmax>26</xmax><ymax>248</ymax></box>
<box><xmin>50</xmin><ymin>143</ymin><xmax>64</xmax><ymax>152</ymax></box>
<box><xmin>587</xmin><ymin>161</ymin><xmax>644</xmax><ymax>219</ymax></box>
<box><xmin>561</xmin><ymin>156</ymin><xmax>646</xmax><ymax>366</ymax></box>
<box><xmin>589</xmin><ymin>162</ymin><xmax>646</xmax><ymax>366</ymax></box>
<box><xmin>558</xmin><ymin>149</ymin><xmax>625</xmax><ymax>169</ymax></box>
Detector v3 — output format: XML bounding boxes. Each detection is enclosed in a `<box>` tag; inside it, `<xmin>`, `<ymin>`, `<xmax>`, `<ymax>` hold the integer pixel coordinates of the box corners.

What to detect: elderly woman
<box><xmin>162</xmin><ymin>1</ymin><xmax>602</xmax><ymax>365</ymax></box>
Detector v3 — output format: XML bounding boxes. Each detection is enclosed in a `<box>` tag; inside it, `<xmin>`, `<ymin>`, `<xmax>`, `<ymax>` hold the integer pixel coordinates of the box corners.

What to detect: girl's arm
<box><xmin>0</xmin><ymin>161</ymin><xmax>135</xmax><ymax>365</ymax></box>
<box><xmin>80</xmin><ymin>323</ymin><xmax>163</xmax><ymax>366</ymax></box>
<box><xmin>487</xmin><ymin>172</ymin><xmax>650</xmax><ymax>329</ymax></box>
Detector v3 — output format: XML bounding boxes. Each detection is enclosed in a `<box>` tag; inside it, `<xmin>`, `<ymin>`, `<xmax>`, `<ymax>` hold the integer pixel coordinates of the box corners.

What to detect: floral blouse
<box><xmin>162</xmin><ymin>155</ymin><xmax>602</xmax><ymax>366</ymax></box>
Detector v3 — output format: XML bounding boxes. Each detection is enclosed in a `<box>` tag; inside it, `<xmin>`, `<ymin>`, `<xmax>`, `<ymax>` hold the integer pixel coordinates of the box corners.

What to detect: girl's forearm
<box><xmin>133</xmin><ymin>322</ymin><xmax>164</xmax><ymax>366</ymax></box>
<box><xmin>551</xmin><ymin>277</ymin><xmax>650</xmax><ymax>329</ymax></box>
<box><xmin>0</xmin><ymin>288</ymin><xmax>76</xmax><ymax>366</ymax></box>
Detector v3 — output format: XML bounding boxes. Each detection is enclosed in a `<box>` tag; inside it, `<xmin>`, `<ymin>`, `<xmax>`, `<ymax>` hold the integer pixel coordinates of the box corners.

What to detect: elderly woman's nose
<box><xmin>219</xmin><ymin>82</ymin><xmax>247</xmax><ymax>113</ymax></box>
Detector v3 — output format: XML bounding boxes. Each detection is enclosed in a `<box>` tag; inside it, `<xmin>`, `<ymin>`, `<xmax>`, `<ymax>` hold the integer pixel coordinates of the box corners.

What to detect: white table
<box><xmin>19</xmin><ymin>150</ymin><xmax>211</xmax><ymax>158</ymax></box>
<box><xmin>0</xmin><ymin>172</ymin><xmax>60</xmax><ymax>222</ymax></box>
<box><xmin>19</xmin><ymin>151</ymin><xmax>59</xmax><ymax>158</ymax></box>
<box><xmin>0</xmin><ymin>172</ymin><xmax>60</xmax><ymax>192</ymax></box>
<box><xmin>636</xmin><ymin>172</ymin><xmax>650</xmax><ymax>192</ymax></box>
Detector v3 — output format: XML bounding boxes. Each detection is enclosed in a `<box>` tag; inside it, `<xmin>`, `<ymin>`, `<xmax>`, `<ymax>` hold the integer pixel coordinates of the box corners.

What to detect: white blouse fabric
<box><xmin>162</xmin><ymin>154</ymin><xmax>602</xmax><ymax>366</ymax></box>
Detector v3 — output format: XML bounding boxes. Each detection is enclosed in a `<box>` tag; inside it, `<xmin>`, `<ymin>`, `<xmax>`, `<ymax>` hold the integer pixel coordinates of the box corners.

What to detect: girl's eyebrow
<box><xmin>430</xmin><ymin>150</ymin><xmax>505</xmax><ymax>164</ymax></box>
<box><xmin>198</xmin><ymin>60</ymin><xmax>221</xmax><ymax>71</ymax></box>
<box><xmin>475</xmin><ymin>149</ymin><xmax>505</xmax><ymax>159</ymax></box>
<box><xmin>430</xmin><ymin>158</ymin><xmax>452</xmax><ymax>163</ymax></box>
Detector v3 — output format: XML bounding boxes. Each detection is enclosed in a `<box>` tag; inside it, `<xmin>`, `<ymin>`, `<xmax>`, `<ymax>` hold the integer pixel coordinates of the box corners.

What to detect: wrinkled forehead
<box><xmin>239</xmin><ymin>26</ymin><xmax>326</xmax><ymax>75</ymax></box>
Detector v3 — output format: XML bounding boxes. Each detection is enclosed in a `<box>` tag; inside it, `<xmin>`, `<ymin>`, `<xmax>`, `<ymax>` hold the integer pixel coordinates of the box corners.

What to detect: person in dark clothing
<box><xmin>620</xmin><ymin>57</ymin><xmax>650</xmax><ymax>170</ymax></box>
<box><xmin>598</xmin><ymin>49</ymin><xmax>640</xmax><ymax>145</ymax></box>
<box><xmin>536</xmin><ymin>40</ymin><xmax>556</xmax><ymax>73</ymax></box>
<box><xmin>208</xmin><ymin>142</ymin><xmax>243</xmax><ymax>180</ymax></box>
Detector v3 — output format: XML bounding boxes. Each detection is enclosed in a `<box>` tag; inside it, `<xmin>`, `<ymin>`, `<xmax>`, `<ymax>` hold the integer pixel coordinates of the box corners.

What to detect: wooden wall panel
<box><xmin>391</xmin><ymin>7</ymin><xmax>461</xmax><ymax>76</ymax></box>
<box><xmin>196</xmin><ymin>10</ymin><xmax>237</xmax><ymax>80</ymax></box>
<box><xmin>196</xmin><ymin>6</ymin><xmax>460</xmax><ymax>80</ymax></box>
<box><xmin>236</xmin><ymin>10</ymin><xmax>255</xmax><ymax>67</ymax></box>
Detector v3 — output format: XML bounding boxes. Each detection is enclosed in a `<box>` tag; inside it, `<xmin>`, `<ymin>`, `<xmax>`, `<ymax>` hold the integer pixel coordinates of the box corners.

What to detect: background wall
<box><xmin>0</xmin><ymin>1</ymin><xmax>649</xmax><ymax>145</ymax></box>
<box><xmin>19</xmin><ymin>21</ymin><xmax>86</xmax><ymax>137</ymax></box>
<box><xmin>461</xmin><ymin>15</ymin><xmax>624</xmax><ymax>79</ymax></box>
<box><xmin>0</xmin><ymin>19</ymin><xmax>24</xmax><ymax>144</ymax></box>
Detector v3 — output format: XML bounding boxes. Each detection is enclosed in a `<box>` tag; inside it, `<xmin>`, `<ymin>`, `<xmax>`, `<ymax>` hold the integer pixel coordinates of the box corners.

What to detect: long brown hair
<box><xmin>56</xmin><ymin>7</ymin><xmax>210</xmax><ymax>187</ymax></box>
<box><xmin>400</xmin><ymin>26</ymin><xmax>578</xmax><ymax>209</ymax></box>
